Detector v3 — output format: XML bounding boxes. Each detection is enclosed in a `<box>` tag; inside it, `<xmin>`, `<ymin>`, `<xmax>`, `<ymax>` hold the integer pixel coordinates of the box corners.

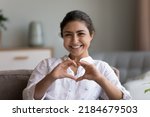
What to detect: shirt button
<box><xmin>85</xmin><ymin>87</ymin><xmax>88</xmax><ymax>91</ymax></box>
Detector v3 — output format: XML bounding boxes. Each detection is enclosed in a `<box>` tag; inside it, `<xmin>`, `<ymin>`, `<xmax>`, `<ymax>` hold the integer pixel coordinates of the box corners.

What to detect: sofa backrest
<box><xmin>0</xmin><ymin>70</ymin><xmax>32</xmax><ymax>100</ymax></box>
<box><xmin>91</xmin><ymin>51</ymin><xmax>150</xmax><ymax>84</ymax></box>
<box><xmin>1</xmin><ymin>51</ymin><xmax>150</xmax><ymax>99</ymax></box>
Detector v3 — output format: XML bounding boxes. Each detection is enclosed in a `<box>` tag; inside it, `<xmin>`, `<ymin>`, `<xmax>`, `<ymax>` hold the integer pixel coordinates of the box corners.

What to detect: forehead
<box><xmin>63</xmin><ymin>21</ymin><xmax>88</xmax><ymax>32</ymax></box>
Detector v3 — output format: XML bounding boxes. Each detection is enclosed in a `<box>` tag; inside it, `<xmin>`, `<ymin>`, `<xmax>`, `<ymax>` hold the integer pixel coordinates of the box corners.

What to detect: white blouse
<box><xmin>23</xmin><ymin>56</ymin><xmax>131</xmax><ymax>100</ymax></box>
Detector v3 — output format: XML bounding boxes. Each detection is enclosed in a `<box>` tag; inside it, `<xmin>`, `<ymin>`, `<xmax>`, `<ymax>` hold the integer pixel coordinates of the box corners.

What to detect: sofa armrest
<box><xmin>0</xmin><ymin>70</ymin><xmax>32</xmax><ymax>100</ymax></box>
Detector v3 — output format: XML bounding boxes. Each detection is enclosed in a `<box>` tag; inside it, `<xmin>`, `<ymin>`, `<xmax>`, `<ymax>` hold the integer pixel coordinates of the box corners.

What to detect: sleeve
<box><xmin>99</xmin><ymin>62</ymin><xmax>132</xmax><ymax>100</ymax></box>
<box><xmin>22</xmin><ymin>59</ymin><xmax>49</xmax><ymax>100</ymax></box>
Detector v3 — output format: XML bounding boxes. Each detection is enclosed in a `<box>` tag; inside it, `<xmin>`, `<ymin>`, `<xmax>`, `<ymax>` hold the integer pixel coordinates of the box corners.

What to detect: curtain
<box><xmin>136</xmin><ymin>0</ymin><xmax>150</xmax><ymax>50</ymax></box>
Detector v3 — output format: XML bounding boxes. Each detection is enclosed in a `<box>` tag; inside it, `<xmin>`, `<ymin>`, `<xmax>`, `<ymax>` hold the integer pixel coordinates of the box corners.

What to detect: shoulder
<box><xmin>93</xmin><ymin>59</ymin><xmax>110</xmax><ymax>68</ymax></box>
<box><xmin>92</xmin><ymin>59</ymin><xmax>113</xmax><ymax>74</ymax></box>
<box><xmin>32</xmin><ymin>57</ymin><xmax>63</xmax><ymax>75</ymax></box>
<box><xmin>87</xmin><ymin>56</ymin><xmax>111</xmax><ymax>70</ymax></box>
<box><xmin>39</xmin><ymin>57</ymin><xmax>62</xmax><ymax>67</ymax></box>
<box><xmin>92</xmin><ymin>59</ymin><xmax>119</xmax><ymax>81</ymax></box>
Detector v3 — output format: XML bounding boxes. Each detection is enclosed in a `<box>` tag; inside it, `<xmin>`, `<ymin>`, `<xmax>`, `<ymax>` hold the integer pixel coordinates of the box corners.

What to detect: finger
<box><xmin>63</xmin><ymin>59</ymin><xmax>77</xmax><ymax>67</ymax></box>
<box><xmin>77</xmin><ymin>62</ymin><xmax>81</xmax><ymax>66</ymax></box>
<box><xmin>79</xmin><ymin>60</ymin><xmax>90</xmax><ymax>68</ymax></box>
<box><xmin>70</xmin><ymin>59</ymin><xmax>78</xmax><ymax>67</ymax></box>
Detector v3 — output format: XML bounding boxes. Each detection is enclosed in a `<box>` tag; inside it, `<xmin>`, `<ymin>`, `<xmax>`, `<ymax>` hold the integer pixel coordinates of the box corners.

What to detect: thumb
<box><xmin>79</xmin><ymin>60</ymin><xmax>90</xmax><ymax>68</ymax></box>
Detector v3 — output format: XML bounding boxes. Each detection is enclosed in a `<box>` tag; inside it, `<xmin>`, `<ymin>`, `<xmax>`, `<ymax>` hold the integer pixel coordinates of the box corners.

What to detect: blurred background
<box><xmin>0</xmin><ymin>0</ymin><xmax>149</xmax><ymax>57</ymax></box>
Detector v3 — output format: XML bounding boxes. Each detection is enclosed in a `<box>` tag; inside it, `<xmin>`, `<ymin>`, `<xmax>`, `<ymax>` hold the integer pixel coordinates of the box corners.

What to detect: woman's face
<box><xmin>62</xmin><ymin>21</ymin><xmax>94</xmax><ymax>58</ymax></box>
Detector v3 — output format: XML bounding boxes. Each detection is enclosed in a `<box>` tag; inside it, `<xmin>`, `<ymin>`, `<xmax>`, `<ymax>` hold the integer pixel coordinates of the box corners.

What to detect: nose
<box><xmin>72</xmin><ymin>33</ymin><xmax>79</xmax><ymax>43</ymax></box>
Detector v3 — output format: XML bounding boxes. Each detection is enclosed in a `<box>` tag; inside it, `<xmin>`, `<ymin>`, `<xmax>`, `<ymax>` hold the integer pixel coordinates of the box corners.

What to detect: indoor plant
<box><xmin>0</xmin><ymin>9</ymin><xmax>8</xmax><ymax>31</ymax></box>
<box><xmin>144</xmin><ymin>83</ymin><xmax>150</xmax><ymax>93</ymax></box>
<box><xmin>0</xmin><ymin>9</ymin><xmax>8</xmax><ymax>47</ymax></box>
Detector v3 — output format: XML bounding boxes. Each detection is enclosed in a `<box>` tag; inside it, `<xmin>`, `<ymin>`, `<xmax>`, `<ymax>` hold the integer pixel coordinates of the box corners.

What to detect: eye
<box><xmin>78</xmin><ymin>32</ymin><xmax>85</xmax><ymax>37</ymax></box>
<box><xmin>63</xmin><ymin>33</ymin><xmax>72</xmax><ymax>37</ymax></box>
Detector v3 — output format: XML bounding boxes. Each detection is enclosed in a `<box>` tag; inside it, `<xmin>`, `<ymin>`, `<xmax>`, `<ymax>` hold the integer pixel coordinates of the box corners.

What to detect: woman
<box><xmin>23</xmin><ymin>10</ymin><xmax>131</xmax><ymax>100</ymax></box>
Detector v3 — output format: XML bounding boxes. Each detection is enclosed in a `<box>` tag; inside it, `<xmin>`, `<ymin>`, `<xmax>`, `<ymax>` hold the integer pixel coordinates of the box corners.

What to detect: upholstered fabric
<box><xmin>0</xmin><ymin>70</ymin><xmax>32</xmax><ymax>100</ymax></box>
<box><xmin>91</xmin><ymin>52</ymin><xmax>150</xmax><ymax>84</ymax></box>
<box><xmin>124</xmin><ymin>71</ymin><xmax>150</xmax><ymax>100</ymax></box>
<box><xmin>1</xmin><ymin>51</ymin><xmax>150</xmax><ymax>100</ymax></box>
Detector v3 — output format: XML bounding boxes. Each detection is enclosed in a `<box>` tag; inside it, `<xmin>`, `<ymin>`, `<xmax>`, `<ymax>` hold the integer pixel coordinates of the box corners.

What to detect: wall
<box><xmin>0</xmin><ymin>0</ymin><xmax>136</xmax><ymax>57</ymax></box>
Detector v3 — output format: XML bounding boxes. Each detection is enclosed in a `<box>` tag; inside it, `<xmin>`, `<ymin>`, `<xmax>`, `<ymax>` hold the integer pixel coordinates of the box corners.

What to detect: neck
<box><xmin>68</xmin><ymin>52</ymin><xmax>89</xmax><ymax>63</ymax></box>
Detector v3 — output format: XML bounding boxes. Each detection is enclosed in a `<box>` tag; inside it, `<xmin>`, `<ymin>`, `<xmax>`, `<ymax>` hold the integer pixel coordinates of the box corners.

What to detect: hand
<box><xmin>76</xmin><ymin>61</ymin><xmax>104</xmax><ymax>82</ymax></box>
<box><xmin>49</xmin><ymin>58</ymin><xmax>77</xmax><ymax>80</ymax></box>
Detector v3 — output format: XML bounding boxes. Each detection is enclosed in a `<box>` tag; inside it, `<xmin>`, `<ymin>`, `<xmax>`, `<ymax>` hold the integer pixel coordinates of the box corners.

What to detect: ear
<box><xmin>90</xmin><ymin>31</ymin><xmax>95</xmax><ymax>41</ymax></box>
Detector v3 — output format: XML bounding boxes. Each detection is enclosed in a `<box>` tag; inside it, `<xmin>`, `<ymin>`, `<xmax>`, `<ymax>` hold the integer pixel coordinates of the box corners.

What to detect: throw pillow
<box><xmin>124</xmin><ymin>71</ymin><xmax>150</xmax><ymax>100</ymax></box>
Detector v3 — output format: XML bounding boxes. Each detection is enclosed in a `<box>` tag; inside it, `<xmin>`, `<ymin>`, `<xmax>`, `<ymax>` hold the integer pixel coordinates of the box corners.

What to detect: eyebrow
<box><xmin>63</xmin><ymin>30</ymin><xmax>86</xmax><ymax>34</ymax></box>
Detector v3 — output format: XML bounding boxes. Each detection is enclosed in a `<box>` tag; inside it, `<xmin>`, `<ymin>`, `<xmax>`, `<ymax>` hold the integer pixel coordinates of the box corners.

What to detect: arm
<box><xmin>95</xmin><ymin>75</ymin><xmax>123</xmax><ymax>100</ymax></box>
<box><xmin>23</xmin><ymin>58</ymin><xmax>76</xmax><ymax>100</ymax></box>
<box><xmin>77</xmin><ymin>61</ymin><xmax>125</xmax><ymax>100</ymax></box>
<box><xmin>34</xmin><ymin>58</ymin><xmax>77</xmax><ymax>99</ymax></box>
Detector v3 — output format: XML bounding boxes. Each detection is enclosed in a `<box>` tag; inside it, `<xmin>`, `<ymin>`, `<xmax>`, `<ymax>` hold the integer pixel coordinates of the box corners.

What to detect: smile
<box><xmin>70</xmin><ymin>45</ymin><xmax>83</xmax><ymax>49</ymax></box>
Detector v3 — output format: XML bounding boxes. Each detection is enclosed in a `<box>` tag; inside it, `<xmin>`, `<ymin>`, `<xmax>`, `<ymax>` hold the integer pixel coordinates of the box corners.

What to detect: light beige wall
<box><xmin>0</xmin><ymin>0</ymin><xmax>136</xmax><ymax>57</ymax></box>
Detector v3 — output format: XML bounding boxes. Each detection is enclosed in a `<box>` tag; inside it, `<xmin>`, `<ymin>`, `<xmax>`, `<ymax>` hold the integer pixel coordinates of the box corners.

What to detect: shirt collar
<box><xmin>80</xmin><ymin>56</ymin><xmax>94</xmax><ymax>64</ymax></box>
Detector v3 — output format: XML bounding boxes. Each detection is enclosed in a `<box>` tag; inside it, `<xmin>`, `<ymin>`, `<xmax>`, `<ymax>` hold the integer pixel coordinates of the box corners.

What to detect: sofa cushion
<box><xmin>123</xmin><ymin>71</ymin><xmax>150</xmax><ymax>100</ymax></box>
<box><xmin>0</xmin><ymin>70</ymin><xmax>32</xmax><ymax>100</ymax></box>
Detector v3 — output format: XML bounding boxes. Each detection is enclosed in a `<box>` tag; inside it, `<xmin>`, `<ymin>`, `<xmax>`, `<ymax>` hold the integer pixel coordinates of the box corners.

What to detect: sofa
<box><xmin>0</xmin><ymin>70</ymin><xmax>32</xmax><ymax>100</ymax></box>
<box><xmin>0</xmin><ymin>51</ymin><xmax>150</xmax><ymax>100</ymax></box>
<box><xmin>91</xmin><ymin>51</ymin><xmax>150</xmax><ymax>99</ymax></box>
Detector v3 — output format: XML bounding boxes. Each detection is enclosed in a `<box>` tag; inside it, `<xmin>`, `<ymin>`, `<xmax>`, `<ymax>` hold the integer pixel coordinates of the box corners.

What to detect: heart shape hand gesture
<box><xmin>77</xmin><ymin>61</ymin><xmax>103</xmax><ymax>82</ymax></box>
<box><xmin>49</xmin><ymin>58</ymin><xmax>102</xmax><ymax>82</ymax></box>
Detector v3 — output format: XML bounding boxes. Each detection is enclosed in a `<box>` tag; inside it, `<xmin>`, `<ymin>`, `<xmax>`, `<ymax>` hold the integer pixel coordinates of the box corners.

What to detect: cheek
<box><xmin>83</xmin><ymin>39</ymin><xmax>92</xmax><ymax>47</ymax></box>
<box><xmin>63</xmin><ymin>41</ymin><xmax>66</xmax><ymax>48</ymax></box>
<box><xmin>63</xmin><ymin>40</ymin><xmax>69</xmax><ymax>48</ymax></box>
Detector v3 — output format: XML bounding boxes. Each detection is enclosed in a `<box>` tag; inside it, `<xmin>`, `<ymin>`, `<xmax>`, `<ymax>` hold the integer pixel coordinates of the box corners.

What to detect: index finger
<box><xmin>62</xmin><ymin>59</ymin><xmax>77</xmax><ymax>67</ymax></box>
<box><xmin>79</xmin><ymin>60</ymin><xmax>91</xmax><ymax>68</ymax></box>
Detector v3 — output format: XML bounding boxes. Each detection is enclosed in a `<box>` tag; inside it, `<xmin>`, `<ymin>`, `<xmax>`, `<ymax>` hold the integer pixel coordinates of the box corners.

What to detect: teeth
<box><xmin>71</xmin><ymin>45</ymin><xmax>81</xmax><ymax>49</ymax></box>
